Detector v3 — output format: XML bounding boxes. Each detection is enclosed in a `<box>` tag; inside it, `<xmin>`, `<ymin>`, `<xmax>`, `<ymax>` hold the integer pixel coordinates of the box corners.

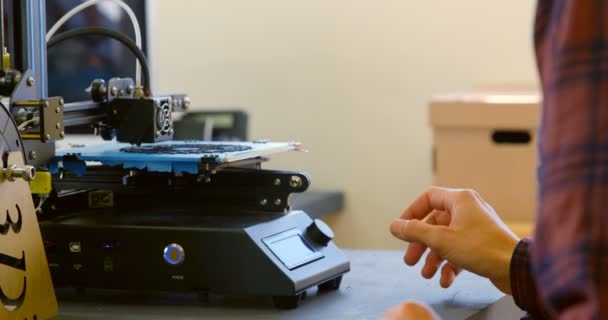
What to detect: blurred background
<box><xmin>47</xmin><ymin>0</ymin><xmax>540</xmax><ymax>250</ymax></box>
<box><xmin>151</xmin><ymin>1</ymin><xmax>539</xmax><ymax>249</ymax></box>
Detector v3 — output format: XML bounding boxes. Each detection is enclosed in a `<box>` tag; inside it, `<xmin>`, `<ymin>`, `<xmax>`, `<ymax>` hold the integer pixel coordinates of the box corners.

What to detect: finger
<box><xmin>439</xmin><ymin>263</ymin><xmax>462</xmax><ymax>288</ymax></box>
<box><xmin>421</xmin><ymin>251</ymin><xmax>444</xmax><ymax>279</ymax></box>
<box><xmin>390</xmin><ymin>218</ymin><xmax>448</xmax><ymax>249</ymax></box>
<box><xmin>383</xmin><ymin>301</ymin><xmax>440</xmax><ymax>320</ymax></box>
<box><xmin>404</xmin><ymin>242</ymin><xmax>427</xmax><ymax>266</ymax></box>
<box><xmin>401</xmin><ymin>187</ymin><xmax>457</xmax><ymax>221</ymax></box>
<box><xmin>403</xmin><ymin>210</ymin><xmax>444</xmax><ymax>266</ymax></box>
<box><xmin>431</xmin><ymin>210</ymin><xmax>451</xmax><ymax>226</ymax></box>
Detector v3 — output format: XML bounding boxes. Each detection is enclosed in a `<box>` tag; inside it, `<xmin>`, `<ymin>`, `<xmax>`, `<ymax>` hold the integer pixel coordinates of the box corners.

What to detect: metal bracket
<box><xmin>105</xmin><ymin>78</ymin><xmax>135</xmax><ymax>103</ymax></box>
<box><xmin>9</xmin><ymin>69</ymin><xmax>37</xmax><ymax>104</ymax></box>
<box><xmin>12</xmin><ymin>96</ymin><xmax>64</xmax><ymax>142</ymax></box>
<box><xmin>165</xmin><ymin>93</ymin><xmax>190</xmax><ymax>112</ymax></box>
<box><xmin>51</xmin><ymin>167</ymin><xmax>311</xmax><ymax>213</ymax></box>
<box><xmin>39</xmin><ymin>97</ymin><xmax>64</xmax><ymax>142</ymax></box>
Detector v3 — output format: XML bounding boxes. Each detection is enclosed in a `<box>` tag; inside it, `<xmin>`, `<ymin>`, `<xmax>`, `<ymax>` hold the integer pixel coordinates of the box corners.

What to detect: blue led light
<box><xmin>163</xmin><ymin>244</ymin><xmax>185</xmax><ymax>265</ymax></box>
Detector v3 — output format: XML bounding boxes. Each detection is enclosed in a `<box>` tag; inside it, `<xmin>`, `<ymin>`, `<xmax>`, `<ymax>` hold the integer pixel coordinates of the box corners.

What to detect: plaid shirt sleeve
<box><xmin>510</xmin><ymin>1</ymin><xmax>608</xmax><ymax>318</ymax></box>
<box><xmin>511</xmin><ymin>238</ymin><xmax>553</xmax><ymax>319</ymax></box>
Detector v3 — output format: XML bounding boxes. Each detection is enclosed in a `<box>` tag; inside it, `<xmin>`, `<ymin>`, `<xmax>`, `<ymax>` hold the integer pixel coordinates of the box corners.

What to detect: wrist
<box><xmin>486</xmin><ymin>230</ymin><xmax>519</xmax><ymax>295</ymax></box>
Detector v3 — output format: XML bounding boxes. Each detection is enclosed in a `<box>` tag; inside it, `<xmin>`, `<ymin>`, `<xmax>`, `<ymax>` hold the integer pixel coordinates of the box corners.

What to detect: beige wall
<box><xmin>151</xmin><ymin>0</ymin><xmax>538</xmax><ymax>249</ymax></box>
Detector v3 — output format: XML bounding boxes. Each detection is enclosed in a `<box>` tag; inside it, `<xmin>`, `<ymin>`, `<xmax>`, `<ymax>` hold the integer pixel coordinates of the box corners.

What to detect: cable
<box><xmin>48</xmin><ymin>27</ymin><xmax>151</xmax><ymax>96</ymax></box>
<box><xmin>46</xmin><ymin>0</ymin><xmax>143</xmax><ymax>87</ymax></box>
<box><xmin>46</xmin><ymin>0</ymin><xmax>142</xmax><ymax>86</ymax></box>
<box><xmin>17</xmin><ymin>118</ymin><xmax>39</xmax><ymax>131</ymax></box>
<box><xmin>48</xmin><ymin>27</ymin><xmax>150</xmax><ymax>95</ymax></box>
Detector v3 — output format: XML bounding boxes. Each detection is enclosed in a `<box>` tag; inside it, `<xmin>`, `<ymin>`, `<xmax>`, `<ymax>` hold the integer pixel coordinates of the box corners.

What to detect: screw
<box><xmin>273</xmin><ymin>178</ymin><xmax>281</xmax><ymax>186</ymax></box>
<box><xmin>274</xmin><ymin>198</ymin><xmax>282</xmax><ymax>206</ymax></box>
<box><xmin>45</xmin><ymin>133</ymin><xmax>51</xmax><ymax>140</ymax></box>
<box><xmin>26</xmin><ymin>77</ymin><xmax>34</xmax><ymax>86</ymax></box>
<box><xmin>290</xmin><ymin>176</ymin><xmax>303</xmax><ymax>188</ymax></box>
<box><xmin>118</xmin><ymin>89</ymin><xmax>125</xmax><ymax>96</ymax></box>
<box><xmin>28</xmin><ymin>150</ymin><xmax>37</xmax><ymax>160</ymax></box>
<box><xmin>60</xmin><ymin>131</ymin><xmax>65</xmax><ymax>138</ymax></box>
<box><xmin>126</xmin><ymin>85</ymin><xmax>134</xmax><ymax>95</ymax></box>
<box><xmin>155</xmin><ymin>130</ymin><xmax>161</xmax><ymax>137</ymax></box>
<box><xmin>56</xmin><ymin>123</ymin><xmax>61</xmax><ymax>129</ymax></box>
<box><xmin>3</xmin><ymin>164</ymin><xmax>36</xmax><ymax>181</ymax></box>
<box><xmin>44</xmin><ymin>100</ymin><xmax>50</xmax><ymax>108</ymax></box>
<box><xmin>260</xmin><ymin>199</ymin><xmax>268</xmax><ymax>206</ymax></box>
<box><xmin>110</xmin><ymin>86</ymin><xmax>118</xmax><ymax>96</ymax></box>
<box><xmin>59</xmin><ymin>98</ymin><xmax>64</xmax><ymax>106</ymax></box>
<box><xmin>155</xmin><ymin>100</ymin><xmax>161</xmax><ymax>108</ymax></box>
<box><xmin>183</xmin><ymin>96</ymin><xmax>191</xmax><ymax>108</ymax></box>
<box><xmin>113</xmin><ymin>109</ymin><xmax>118</xmax><ymax>115</ymax></box>
<box><xmin>55</xmin><ymin>106</ymin><xmax>60</xmax><ymax>113</ymax></box>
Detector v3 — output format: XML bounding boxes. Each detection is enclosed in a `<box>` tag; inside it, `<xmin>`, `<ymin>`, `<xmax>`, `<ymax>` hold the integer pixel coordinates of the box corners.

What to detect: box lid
<box><xmin>429</xmin><ymin>91</ymin><xmax>541</xmax><ymax>129</ymax></box>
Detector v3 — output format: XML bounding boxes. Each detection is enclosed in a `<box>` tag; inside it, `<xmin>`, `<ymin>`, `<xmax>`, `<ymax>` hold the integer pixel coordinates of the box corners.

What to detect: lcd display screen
<box><xmin>263</xmin><ymin>229</ymin><xmax>323</xmax><ymax>270</ymax></box>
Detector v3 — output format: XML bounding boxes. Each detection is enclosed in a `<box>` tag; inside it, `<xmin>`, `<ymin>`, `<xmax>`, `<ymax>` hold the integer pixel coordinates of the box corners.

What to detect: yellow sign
<box><xmin>0</xmin><ymin>152</ymin><xmax>58</xmax><ymax>319</ymax></box>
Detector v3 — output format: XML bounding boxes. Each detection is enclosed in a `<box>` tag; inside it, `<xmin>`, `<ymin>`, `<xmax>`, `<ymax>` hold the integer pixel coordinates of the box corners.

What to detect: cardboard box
<box><xmin>430</xmin><ymin>90</ymin><xmax>541</xmax><ymax>222</ymax></box>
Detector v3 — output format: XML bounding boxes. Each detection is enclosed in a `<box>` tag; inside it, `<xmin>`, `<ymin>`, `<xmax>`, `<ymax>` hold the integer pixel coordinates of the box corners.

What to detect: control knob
<box><xmin>306</xmin><ymin>219</ymin><xmax>334</xmax><ymax>246</ymax></box>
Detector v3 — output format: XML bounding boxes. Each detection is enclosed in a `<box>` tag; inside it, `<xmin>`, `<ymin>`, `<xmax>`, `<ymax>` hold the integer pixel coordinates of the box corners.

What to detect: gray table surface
<box><xmin>55</xmin><ymin>249</ymin><xmax>513</xmax><ymax>320</ymax></box>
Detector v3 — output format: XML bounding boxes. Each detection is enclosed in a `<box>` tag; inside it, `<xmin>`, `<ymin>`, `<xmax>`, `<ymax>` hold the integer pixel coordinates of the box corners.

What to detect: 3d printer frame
<box><xmin>0</xmin><ymin>1</ymin><xmax>349</xmax><ymax>314</ymax></box>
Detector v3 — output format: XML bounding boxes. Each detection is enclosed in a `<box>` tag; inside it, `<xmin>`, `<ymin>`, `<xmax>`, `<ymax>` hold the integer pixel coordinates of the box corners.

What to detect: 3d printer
<box><xmin>0</xmin><ymin>1</ymin><xmax>349</xmax><ymax>318</ymax></box>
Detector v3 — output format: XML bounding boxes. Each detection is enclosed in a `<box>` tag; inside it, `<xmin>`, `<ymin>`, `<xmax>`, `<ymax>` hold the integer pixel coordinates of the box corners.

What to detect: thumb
<box><xmin>390</xmin><ymin>219</ymin><xmax>443</xmax><ymax>247</ymax></box>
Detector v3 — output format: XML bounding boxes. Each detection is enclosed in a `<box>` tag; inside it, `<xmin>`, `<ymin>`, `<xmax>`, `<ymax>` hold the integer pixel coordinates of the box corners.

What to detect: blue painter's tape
<box><xmin>173</xmin><ymin>162</ymin><xmax>199</xmax><ymax>174</ymax></box>
<box><xmin>62</xmin><ymin>158</ymin><xmax>88</xmax><ymax>176</ymax></box>
<box><xmin>49</xmin><ymin>161</ymin><xmax>59</xmax><ymax>174</ymax></box>
<box><xmin>147</xmin><ymin>161</ymin><xmax>171</xmax><ymax>172</ymax></box>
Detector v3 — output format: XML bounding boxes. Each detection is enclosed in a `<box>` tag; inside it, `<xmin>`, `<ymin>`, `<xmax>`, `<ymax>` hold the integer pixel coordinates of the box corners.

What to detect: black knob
<box><xmin>306</xmin><ymin>219</ymin><xmax>334</xmax><ymax>246</ymax></box>
<box><xmin>90</xmin><ymin>79</ymin><xmax>107</xmax><ymax>102</ymax></box>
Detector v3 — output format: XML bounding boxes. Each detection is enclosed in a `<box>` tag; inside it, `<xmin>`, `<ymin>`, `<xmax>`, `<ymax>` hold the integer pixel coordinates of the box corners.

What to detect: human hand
<box><xmin>384</xmin><ymin>300</ymin><xmax>440</xmax><ymax>320</ymax></box>
<box><xmin>389</xmin><ymin>187</ymin><xmax>519</xmax><ymax>294</ymax></box>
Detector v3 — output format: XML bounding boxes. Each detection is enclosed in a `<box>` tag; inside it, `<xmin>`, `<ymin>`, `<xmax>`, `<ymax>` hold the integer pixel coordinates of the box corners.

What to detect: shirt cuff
<box><xmin>510</xmin><ymin>238</ymin><xmax>550</xmax><ymax>319</ymax></box>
